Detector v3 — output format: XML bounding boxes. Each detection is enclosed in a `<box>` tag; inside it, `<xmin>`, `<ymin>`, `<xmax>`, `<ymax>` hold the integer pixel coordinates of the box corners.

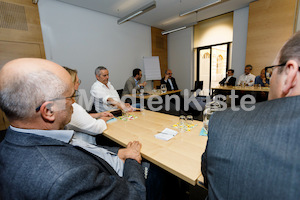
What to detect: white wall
<box><xmin>38</xmin><ymin>0</ymin><xmax>151</xmax><ymax>108</ymax></box>
<box><xmin>38</xmin><ymin>0</ymin><xmax>250</xmax><ymax>103</ymax></box>
<box><xmin>194</xmin><ymin>13</ymin><xmax>233</xmax><ymax>48</ymax></box>
<box><xmin>231</xmin><ymin>7</ymin><xmax>249</xmax><ymax>78</ymax></box>
<box><xmin>168</xmin><ymin>27</ymin><xmax>194</xmax><ymax>93</ymax></box>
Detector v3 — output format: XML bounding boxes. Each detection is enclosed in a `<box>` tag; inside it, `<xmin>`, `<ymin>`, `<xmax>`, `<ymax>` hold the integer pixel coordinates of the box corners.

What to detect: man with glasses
<box><xmin>0</xmin><ymin>58</ymin><xmax>146</xmax><ymax>199</ymax></box>
<box><xmin>201</xmin><ymin>32</ymin><xmax>300</xmax><ymax>199</ymax></box>
<box><xmin>161</xmin><ymin>69</ymin><xmax>178</xmax><ymax>91</ymax></box>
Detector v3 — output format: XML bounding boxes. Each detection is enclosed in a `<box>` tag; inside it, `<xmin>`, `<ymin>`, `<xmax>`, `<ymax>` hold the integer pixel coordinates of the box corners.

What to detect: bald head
<box><xmin>0</xmin><ymin>58</ymin><xmax>73</xmax><ymax>122</ymax></box>
<box><xmin>0</xmin><ymin>58</ymin><xmax>71</xmax><ymax>86</ymax></box>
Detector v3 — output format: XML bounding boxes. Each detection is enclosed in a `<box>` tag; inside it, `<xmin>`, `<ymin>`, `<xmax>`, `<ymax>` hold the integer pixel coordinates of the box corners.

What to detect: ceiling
<box><xmin>57</xmin><ymin>0</ymin><xmax>255</xmax><ymax>31</ymax></box>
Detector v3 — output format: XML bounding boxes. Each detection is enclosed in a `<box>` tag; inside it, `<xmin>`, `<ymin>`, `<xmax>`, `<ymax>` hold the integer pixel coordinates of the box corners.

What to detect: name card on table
<box><xmin>155</xmin><ymin>128</ymin><xmax>178</xmax><ymax>141</ymax></box>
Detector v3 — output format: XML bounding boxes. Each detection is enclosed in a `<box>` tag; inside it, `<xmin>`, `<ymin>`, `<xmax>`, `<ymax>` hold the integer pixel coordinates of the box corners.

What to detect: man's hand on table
<box><xmin>118</xmin><ymin>141</ymin><xmax>142</xmax><ymax>163</ymax></box>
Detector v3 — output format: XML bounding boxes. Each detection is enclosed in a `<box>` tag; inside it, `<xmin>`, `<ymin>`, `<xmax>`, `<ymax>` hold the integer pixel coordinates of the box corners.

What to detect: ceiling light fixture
<box><xmin>179</xmin><ymin>0</ymin><xmax>221</xmax><ymax>17</ymax></box>
<box><xmin>117</xmin><ymin>1</ymin><xmax>156</xmax><ymax>25</ymax></box>
<box><xmin>161</xmin><ymin>22</ymin><xmax>197</xmax><ymax>35</ymax></box>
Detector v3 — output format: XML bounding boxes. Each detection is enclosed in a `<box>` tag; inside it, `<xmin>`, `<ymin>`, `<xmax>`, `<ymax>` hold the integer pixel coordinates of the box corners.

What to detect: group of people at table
<box><xmin>90</xmin><ymin>67</ymin><xmax>178</xmax><ymax>113</ymax></box>
<box><xmin>219</xmin><ymin>65</ymin><xmax>270</xmax><ymax>87</ymax></box>
<box><xmin>1</xmin><ymin>31</ymin><xmax>300</xmax><ymax>199</ymax></box>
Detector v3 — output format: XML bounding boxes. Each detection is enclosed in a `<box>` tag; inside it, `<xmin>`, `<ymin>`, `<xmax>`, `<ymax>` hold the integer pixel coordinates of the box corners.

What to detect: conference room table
<box><xmin>124</xmin><ymin>89</ymin><xmax>181</xmax><ymax>100</ymax></box>
<box><xmin>103</xmin><ymin>109</ymin><xmax>207</xmax><ymax>186</ymax></box>
<box><xmin>212</xmin><ymin>85</ymin><xmax>270</xmax><ymax>92</ymax></box>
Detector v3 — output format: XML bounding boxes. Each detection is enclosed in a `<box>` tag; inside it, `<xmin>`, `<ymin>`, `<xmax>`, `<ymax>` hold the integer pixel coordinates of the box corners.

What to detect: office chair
<box><xmin>117</xmin><ymin>89</ymin><xmax>123</xmax><ymax>98</ymax></box>
<box><xmin>191</xmin><ymin>81</ymin><xmax>203</xmax><ymax>92</ymax></box>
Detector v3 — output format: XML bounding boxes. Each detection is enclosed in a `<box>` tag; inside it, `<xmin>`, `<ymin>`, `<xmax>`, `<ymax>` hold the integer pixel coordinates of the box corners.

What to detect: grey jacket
<box><xmin>202</xmin><ymin>95</ymin><xmax>300</xmax><ymax>199</ymax></box>
<box><xmin>0</xmin><ymin>128</ymin><xmax>146</xmax><ymax>200</ymax></box>
<box><xmin>123</xmin><ymin>76</ymin><xmax>141</xmax><ymax>95</ymax></box>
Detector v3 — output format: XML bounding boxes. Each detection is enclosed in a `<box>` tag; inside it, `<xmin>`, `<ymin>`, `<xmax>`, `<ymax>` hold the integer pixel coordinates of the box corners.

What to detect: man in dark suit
<box><xmin>0</xmin><ymin>58</ymin><xmax>145</xmax><ymax>199</ymax></box>
<box><xmin>161</xmin><ymin>69</ymin><xmax>178</xmax><ymax>91</ymax></box>
<box><xmin>219</xmin><ymin>69</ymin><xmax>236</xmax><ymax>86</ymax></box>
<box><xmin>201</xmin><ymin>32</ymin><xmax>300</xmax><ymax>199</ymax></box>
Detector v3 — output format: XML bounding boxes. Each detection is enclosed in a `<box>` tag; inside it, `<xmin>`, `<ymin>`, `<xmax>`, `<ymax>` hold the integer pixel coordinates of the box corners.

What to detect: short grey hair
<box><xmin>0</xmin><ymin>70</ymin><xmax>67</xmax><ymax>120</ymax></box>
<box><xmin>95</xmin><ymin>66</ymin><xmax>107</xmax><ymax>76</ymax></box>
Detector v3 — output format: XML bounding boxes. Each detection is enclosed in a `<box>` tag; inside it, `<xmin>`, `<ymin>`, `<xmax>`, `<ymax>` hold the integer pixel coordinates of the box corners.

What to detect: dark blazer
<box><xmin>201</xmin><ymin>96</ymin><xmax>300</xmax><ymax>199</ymax></box>
<box><xmin>0</xmin><ymin>128</ymin><xmax>146</xmax><ymax>200</ymax></box>
<box><xmin>219</xmin><ymin>76</ymin><xmax>236</xmax><ymax>86</ymax></box>
<box><xmin>160</xmin><ymin>77</ymin><xmax>178</xmax><ymax>91</ymax></box>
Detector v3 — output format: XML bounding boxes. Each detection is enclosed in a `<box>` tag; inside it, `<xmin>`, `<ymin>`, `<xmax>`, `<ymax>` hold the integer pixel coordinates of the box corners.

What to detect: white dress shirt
<box><xmin>66</xmin><ymin>103</ymin><xmax>107</xmax><ymax>145</ymax></box>
<box><xmin>225</xmin><ymin>76</ymin><xmax>233</xmax><ymax>84</ymax></box>
<box><xmin>237</xmin><ymin>73</ymin><xmax>256</xmax><ymax>86</ymax></box>
<box><xmin>90</xmin><ymin>81</ymin><xmax>121</xmax><ymax>112</ymax></box>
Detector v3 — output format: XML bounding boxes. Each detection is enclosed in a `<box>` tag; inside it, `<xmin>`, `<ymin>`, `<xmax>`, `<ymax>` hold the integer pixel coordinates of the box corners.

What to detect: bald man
<box><xmin>0</xmin><ymin>58</ymin><xmax>145</xmax><ymax>199</ymax></box>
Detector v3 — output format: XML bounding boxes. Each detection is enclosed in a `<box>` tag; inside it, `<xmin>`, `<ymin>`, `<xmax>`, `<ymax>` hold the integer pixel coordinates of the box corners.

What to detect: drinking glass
<box><xmin>179</xmin><ymin>115</ymin><xmax>186</xmax><ymax>132</ymax></box>
<box><xmin>186</xmin><ymin>115</ymin><xmax>193</xmax><ymax>126</ymax></box>
<box><xmin>161</xmin><ymin>84</ymin><xmax>167</xmax><ymax>94</ymax></box>
<box><xmin>240</xmin><ymin>81</ymin><xmax>245</xmax><ymax>87</ymax></box>
<box><xmin>203</xmin><ymin>101</ymin><xmax>221</xmax><ymax>131</ymax></box>
<box><xmin>139</xmin><ymin>86</ymin><xmax>144</xmax><ymax>96</ymax></box>
<box><xmin>122</xmin><ymin>109</ymin><xmax>129</xmax><ymax>120</ymax></box>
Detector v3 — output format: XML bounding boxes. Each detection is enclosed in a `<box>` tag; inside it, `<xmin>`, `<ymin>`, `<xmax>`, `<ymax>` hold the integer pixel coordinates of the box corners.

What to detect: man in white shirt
<box><xmin>237</xmin><ymin>65</ymin><xmax>256</xmax><ymax>86</ymax></box>
<box><xmin>90</xmin><ymin>66</ymin><xmax>133</xmax><ymax>112</ymax></box>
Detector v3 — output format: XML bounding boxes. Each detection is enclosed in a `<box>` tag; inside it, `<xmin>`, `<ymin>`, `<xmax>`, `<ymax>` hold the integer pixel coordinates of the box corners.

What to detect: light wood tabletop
<box><xmin>103</xmin><ymin>109</ymin><xmax>207</xmax><ymax>185</ymax></box>
<box><xmin>124</xmin><ymin>89</ymin><xmax>181</xmax><ymax>99</ymax></box>
<box><xmin>212</xmin><ymin>86</ymin><xmax>269</xmax><ymax>92</ymax></box>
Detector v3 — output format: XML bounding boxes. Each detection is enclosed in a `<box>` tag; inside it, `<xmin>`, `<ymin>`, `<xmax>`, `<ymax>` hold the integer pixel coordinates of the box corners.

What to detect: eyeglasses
<box><xmin>77</xmin><ymin>79</ymin><xmax>81</xmax><ymax>85</ymax></box>
<box><xmin>35</xmin><ymin>90</ymin><xmax>80</xmax><ymax>112</ymax></box>
<box><xmin>264</xmin><ymin>63</ymin><xmax>286</xmax><ymax>80</ymax></box>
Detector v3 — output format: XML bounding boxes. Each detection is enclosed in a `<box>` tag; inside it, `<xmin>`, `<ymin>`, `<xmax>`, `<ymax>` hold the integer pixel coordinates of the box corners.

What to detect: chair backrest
<box><xmin>192</xmin><ymin>81</ymin><xmax>203</xmax><ymax>91</ymax></box>
<box><xmin>117</xmin><ymin>89</ymin><xmax>123</xmax><ymax>98</ymax></box>
<box><xmin>88</xmin><ymin>103</ymin><xmax>97</xmax><ymax>113</ymax></box>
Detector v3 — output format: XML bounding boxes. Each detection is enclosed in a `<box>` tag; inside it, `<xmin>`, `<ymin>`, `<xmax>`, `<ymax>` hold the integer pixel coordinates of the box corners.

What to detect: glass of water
<box><xmin>161</xmin><ymin>84</ymin><xmax>167</xmax><ymax>94</ymax></box>
<box><xmin>179</xmin><ymin>115</ymin><xmax>186</xmax><ymax>132</ymax></box>
<box><xmin>186</xmin><ymin>115</ymin><xmax>193</xmax><ymax>126</ymax></box>
<box><xmin>203</xmin><ymin>101</ymin><xmax>221</xmax><ymax>131</ymax></box>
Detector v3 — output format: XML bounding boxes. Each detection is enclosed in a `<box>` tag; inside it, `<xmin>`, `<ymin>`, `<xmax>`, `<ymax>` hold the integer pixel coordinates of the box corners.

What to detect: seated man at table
<box><xmin>201</xmin><ymin>31</ymin><xmax>300</xmax><ymax>199</ymax></box>
<box><xmin>254</xmin><ymin>68</ymin><xmax>269</xmax><ymax>102</ymax></box>
<box><xmin>219</xmin><ymin>69</ymin><xmax>236</xmax><ymax>86</ymax></box>
<box><xmin>237</xmin><ymin>64</ymin><xmax>256</xmax><ymax>86</ymax></box>
<box><xmin>0</xmin><ymin>58</ymin><xmax>145</xmax><ymax>199</ymax></box>
<box><xmin>161</xmin><ymin>69</ymin><xmax>178</xmax><ymax>91</ymax></box>
<box><xmin>254</xmin><ymin>68</ymin><xmax>269</xmax><ymax>87</ymax></box>
<box><xmin>123</xmin><ymin>68</ymin><xmax>147</xmax><ymax>95</ymax></box>
<box><xmin>90</xmin><ymin>66</ymin><xmax>134</xmax><ymax>112</ymax></box>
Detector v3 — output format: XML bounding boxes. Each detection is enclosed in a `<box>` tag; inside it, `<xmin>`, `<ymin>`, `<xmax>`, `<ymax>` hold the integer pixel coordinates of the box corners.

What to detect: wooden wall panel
<box><xmin>246</xmin><ymin>0</ymin><xmax>298</xmax><ymax>76</ymax></box>
<box><xmin>151</xmin><ymin>27</ymin><xmax>168</xmax><ymax>89</ymax></box>
<box><xmin>0</xmin><ymin>0</ymin><xmax>44</xmax><ymax>44</ymax></box>
<box><xmin>0</xmin><ymin>41</ymin><xmax>43</xmax><ymax>67</ymax></box>
<box><xmin>0</xmin><ymin>0</ymin><xmax>46</xmax><ymax>130</ymax></box>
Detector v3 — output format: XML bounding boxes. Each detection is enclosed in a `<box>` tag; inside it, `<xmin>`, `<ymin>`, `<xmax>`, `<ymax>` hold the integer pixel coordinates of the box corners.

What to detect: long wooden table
<box><xmin>103</xmin><ymin>109</ymin><xmax>207</xmax><ymax>185</ymax></box>
<box><xmin>124</xmin><ymin>89</ymin><xmax>181</xmax><ymax>100</ymax></box>
<box><xmin>212</xmin><ymin>86</ymin><xmax>269</xmax><ymax>92</ymax></box>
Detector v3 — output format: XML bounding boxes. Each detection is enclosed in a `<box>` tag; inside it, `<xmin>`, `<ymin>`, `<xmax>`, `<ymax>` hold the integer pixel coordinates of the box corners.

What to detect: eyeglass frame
<box><xmin>35</xmin><ymin>90</ymin><xmax>80</xmax><ymax>112</ymax></box>
<box><xmin>264</xmin><ymin>63</ymin><xmax>286</xmax><ymax>80</ymax></box>
<box><xmin>265</xmin><ymin>62</ymin><xmax>300</xmax><ymax>80</ymax></box>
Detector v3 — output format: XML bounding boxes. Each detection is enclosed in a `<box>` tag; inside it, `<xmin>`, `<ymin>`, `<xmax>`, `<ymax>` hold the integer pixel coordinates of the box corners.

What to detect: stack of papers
<box><xmin>155</xmin><ymin>128</ymin><xmax>178</xmax><ymax>141</ymax></box>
